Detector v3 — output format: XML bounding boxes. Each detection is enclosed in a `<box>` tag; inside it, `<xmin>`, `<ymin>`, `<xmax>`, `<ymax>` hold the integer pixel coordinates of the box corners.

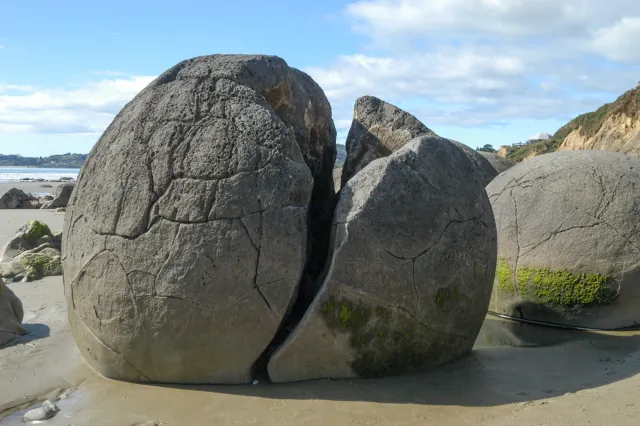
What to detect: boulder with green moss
<box><xmin>0</xmin><ymin>281</ymin><xmax>27</xmax><ymax>346</ymax></box>
<box><xmin>0</xmin><ymin>244</ymin><xmax>62</xmax><ymax>282</ymax></box>
<box><xmin>487</xmin><ymin>151</ymin><xmax>640</xmax><ymax>329</ymax></box>
<box><xmin>0</xmin><ymin>220</ymin><xmax>54</xmax><ymax>260</ymax></box>
<box><xmin>268</xmin><ymin>135</ymin><xmax>497</xmax><ymax>382</ymax></box>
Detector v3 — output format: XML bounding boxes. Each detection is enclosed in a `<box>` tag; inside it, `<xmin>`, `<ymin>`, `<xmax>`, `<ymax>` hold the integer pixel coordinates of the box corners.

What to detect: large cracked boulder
<box><xmin>63</xmin><ymin>55</ymin><xmax>336</xmax><ymax>384</ymax></box>
<box><xmin>487</xmin><ymin>151</ymin><xmax>640</xmax><ymax>329</ymax></box>
<box><xmin>41</xmin><ymin>183</ymin><xmax>75</xmax><ymax>209</ymax></box>
<box><xmin>0</xmin><ymin>188</ymin><xmax>38</xmax><ymax>209</ymax></box>
<box><xmin>340</xmin><ymin>96</ymin><xmax>435</xmax><ymax>188</ymax></box>
<box><xmin>479</xmin><ymin>151</ymin><xmax>515</xmax><ymax>174</ymax></box>
<box><xmin>0</xmin><ymin>282</ymin><xmax>26</xmax><ymax>346</ymax></box>
<box><xmin>268</xmin><ymin>136</ymin><xmax>497</xmax><ymax>382</ymax></box>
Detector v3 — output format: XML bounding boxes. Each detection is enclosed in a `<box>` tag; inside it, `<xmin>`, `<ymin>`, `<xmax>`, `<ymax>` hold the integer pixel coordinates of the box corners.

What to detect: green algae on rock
<box><xmin>22</xmin><ymin>221</ymin><xmax>52</xmax><ymax>242</ymax></box>
<box><xmin>495</xmin><ymin>258</ymin><xmax>616</xmax><ymax>307</ymax></box>
<box><xmin>321</xmin><ymin>295</ymin><xmax>436</xmax><ymax>378</ymax></box>
<box><xmin>20</xmin><ymin>251</ymin><xmax>63</xmax><ymax>281</ymax></box>
<box><xmin>1</xmin><ymin>220</ymin><xmax>55</xmax><ymax>260</ymax></box>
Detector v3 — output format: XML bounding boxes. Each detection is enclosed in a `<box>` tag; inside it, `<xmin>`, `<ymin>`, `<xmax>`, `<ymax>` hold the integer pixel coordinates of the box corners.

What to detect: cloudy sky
<box><xmin>1</xmin><ymin>0</ymin><xmax>639</xmax><ymax>156</ymax></box>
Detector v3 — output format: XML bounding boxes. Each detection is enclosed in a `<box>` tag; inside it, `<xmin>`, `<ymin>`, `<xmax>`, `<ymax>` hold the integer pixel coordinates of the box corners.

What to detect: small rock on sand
<box><xmin>23</xmin><ymin>399</ymin><xmax>60</xmax><ymax>422</ymax></box>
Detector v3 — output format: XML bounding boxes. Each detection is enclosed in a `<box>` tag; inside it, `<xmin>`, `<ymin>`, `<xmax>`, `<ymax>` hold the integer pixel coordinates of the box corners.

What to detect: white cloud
<box><xmin>0</xmin><ymin>75</ymin><xmax>155</xmax><ymax>135</ymax></box>
<box><xmin>0</xmin><ymin>44</ymin><xmax>4</xmax><ymax>49</ymax></box>
<box><xmin>591</xmin><ymin>17</ymin><xmax>640</xmax><ymax>62</ymax></box>
<box><xmin>306</xmin><ymin>0</ymin><xmax>640</xmax><ymax>137</ymax></box>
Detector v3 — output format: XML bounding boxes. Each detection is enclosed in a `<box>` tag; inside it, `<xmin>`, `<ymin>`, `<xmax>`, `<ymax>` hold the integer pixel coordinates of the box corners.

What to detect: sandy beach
<box><xmin>0</xmin><ymin>181</ymin><xmax>60</xmax><ymax>197</ymax></box>
<box><xmin>1</xmin><ymin>209</ymin><xmax>640</xmax><ymax>425</ymax></box>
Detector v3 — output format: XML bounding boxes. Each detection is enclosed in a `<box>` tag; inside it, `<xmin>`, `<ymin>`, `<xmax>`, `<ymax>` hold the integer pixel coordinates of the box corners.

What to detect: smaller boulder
<box><xmin>41</xmin><ymin>183</ymin><xmax>75</xmax><ymax>209</ymax></box>
<box><xmin>0</xmin><ymin>244</ymin><xmax>63</xmax><ymax>282</ymax></box>
<box><xmin>0</xmin><ymin>188</ymin><xmax>37</xmax><ymax>209</ymax></box>
<box><xmin>446</xmin><ymin>140</ymin><xmax>498</xmax><ymax>187</ymax></box>
<box><xmin>0</xmin><ymin>220</ymin><xmax>54</xmax><ymax>260</ymax></box>
<box><xmin>340</xmin><ymin>96</ymin><xmax>435</xmax><ymax>188</ymax></box>
<box><xmin>0</xmin><ymin>281</ymin><xmax>26</xmax><ymax>346</ymax></box>
<box><xmin>23</xmin><ymin>400</ymin><xmax>60</xmax><ymax>422</ymax></box>
<box><xmin>478</xmin><ymin>151</ymin><xmax>515</xmax><ymax>174</ymax></box>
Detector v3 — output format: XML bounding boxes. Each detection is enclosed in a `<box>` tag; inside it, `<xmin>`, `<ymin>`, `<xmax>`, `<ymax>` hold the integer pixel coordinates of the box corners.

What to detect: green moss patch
<box><xmin>496</xmin><ymin>258</ymin><xmax>515</xmax><ymax>295</ymax></box>
<box><xmin>496</xmin><ymin>258</ymin><xmax>616</xmax><ymax>307</ymax></box>
<box><xmin>20</xmin><ymin>253</ymin><xmax>61</xmax><ymax>281</ymax></box>
<box><xmin>22</xmin><ymin>220</ymin><xmax>52</xmax><ymax>242</ymax></box>
<box><xmin>321</xmin><ymin>296</ymin><xmax>435</xmax><ymax>378</ymax></box>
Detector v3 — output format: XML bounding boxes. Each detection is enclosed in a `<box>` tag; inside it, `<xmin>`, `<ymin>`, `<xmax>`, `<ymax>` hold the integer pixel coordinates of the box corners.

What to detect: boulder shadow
<box><xmin>1</xmin><ymin>323</ymin><xmax>50</xmax><ymax>349</ymax></box>
<box><xmin>152</xmin><ymin>315</ymin><xmax>640</xmax><ymax>407</ymax></box>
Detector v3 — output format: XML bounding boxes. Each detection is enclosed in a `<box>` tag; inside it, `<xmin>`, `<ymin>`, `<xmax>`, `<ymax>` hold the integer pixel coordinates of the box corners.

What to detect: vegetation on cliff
<box><xmin>504</xmin><ymin>84</ymin><xmax>640</xmax><ymax>163</ymax></box>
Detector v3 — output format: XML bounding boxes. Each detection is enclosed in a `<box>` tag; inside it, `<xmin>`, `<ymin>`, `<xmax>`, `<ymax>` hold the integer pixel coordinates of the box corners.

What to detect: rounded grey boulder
<box><xmin>478</xmin><ymin>151</ymin><xmax>515</xmax><ymax>174</ymax></box>
<box><xmin>62</xmin><ymin>55</ymin><xmax>336</xmax><ymax>384</ymax></box>
<box><xmin>447</xmin><ymin>140</ymin><xmax>498</xmax><ymax>187</ymax></box>
<box><xmin>0</xmin><ymin>282</ymin><xmax>26</xmax><ymax>346</ymax></box>
<box><xmin>487</xmin><ymin>151</ymin><xmax>640</xmax><ymax>329</ymax></box>
<box><xmin>41</xmin><ymin>183</ymin><xmax>75</xmax><ymax>209</ymax></box>
<box><xmin>268</xmin><ymin>136</ymin><xmax>497</xmax><ymax>382</ymax></box>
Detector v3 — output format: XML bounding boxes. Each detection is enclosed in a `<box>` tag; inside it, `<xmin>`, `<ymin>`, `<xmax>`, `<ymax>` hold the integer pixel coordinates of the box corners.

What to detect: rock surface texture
<box><xmin>478</xmin><ymin>152</ymin><xmax>516</xmax><ymax>174</ymax></box>
<box><xmin>42</xmin><ymin>183</ymin><xmax>75</xmax><ymax>209</ymax></box>
<box><xmin>340</xmin><ymin>96</ymin><xmax>435</xmax><ymax>188</ymax></box>
<box><xmin>0</xmin><ymin>282</ymin><xmax>26</xmax><ymax>346</ymax></box>
<box><xmin>268</xmin><ymin>136</ymin><xmax>497</xmax><ymax>382</ymax></box>
<box><xmin>487</xmin><ymin>151</ymin><xmax>640</xmax><ymax>329</ymax></box>
<box><xmin>447</xmin><ymin>140</ymin><xmax>498</xmax><ymax>186</ymax></box>
<box><xmin>0</xmin><ymin>221</ymin><xmax>63</xmax><ymax>282</ymax></box>
<box><xmin>62</xmin><ymin>55</ymin><xmax>336</xmax><ymax>384</ymax></box>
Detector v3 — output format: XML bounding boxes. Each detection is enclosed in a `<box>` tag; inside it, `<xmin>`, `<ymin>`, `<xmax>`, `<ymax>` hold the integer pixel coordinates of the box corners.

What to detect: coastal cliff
<box><xmin>500</xmin><ymin>84</ymin><xmax>640</xmax><ymax>162</ymax></box>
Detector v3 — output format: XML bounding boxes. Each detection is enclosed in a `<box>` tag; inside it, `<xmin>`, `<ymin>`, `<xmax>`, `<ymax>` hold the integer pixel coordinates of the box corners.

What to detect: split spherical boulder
<box><xmin>487</xmin><ymin>151</ymin><xmax>640</xmax><ymax>329</ymax></box>
<box><xmin>62</xmin><ymin>55</ymin><xmax>336</xmax><ymax>384</ymax></box>
<box><xmin>268</xmin><ymin>136</ymin><xmax>497</xmax><ymax>382</ymax></box>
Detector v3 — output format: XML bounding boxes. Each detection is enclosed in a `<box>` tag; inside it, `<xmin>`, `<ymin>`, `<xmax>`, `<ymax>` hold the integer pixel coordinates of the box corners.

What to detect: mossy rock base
<box><xmin>493</xmin><ymin>258</ymin><xmax>620</xmax><ymax>327</ymax></box>
<box><xmin>321</xmin><ymin>296</ymin><xmax>432</xmax><ymax>378</ymax></box>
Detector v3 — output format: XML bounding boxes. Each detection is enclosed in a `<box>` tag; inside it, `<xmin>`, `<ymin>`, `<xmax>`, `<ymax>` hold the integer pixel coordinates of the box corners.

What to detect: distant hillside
<box><xmin>0</xmin><ymin>153</ymin><xmax>87</xmax><ymax>168</ymax></box>
<box><xmin>502</xmin><ymin>84</ymin><xmax>640</xmax><ymax>163</ymax></box>
<box><xmin>335</xmin><ymin>144</ymin><xmax>346</xmax><ymax>167</ymax></box>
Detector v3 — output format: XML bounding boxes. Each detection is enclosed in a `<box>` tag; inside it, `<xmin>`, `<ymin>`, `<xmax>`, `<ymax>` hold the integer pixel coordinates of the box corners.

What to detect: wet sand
<box><xmin>2</xmin><ymin>211</ymin><xmax>640</xmax><ymax>425</ymax></box>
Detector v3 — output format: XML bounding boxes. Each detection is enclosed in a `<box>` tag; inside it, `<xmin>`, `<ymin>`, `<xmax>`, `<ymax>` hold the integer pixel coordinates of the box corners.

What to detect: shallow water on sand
<box><xmin>0</xmin><ymin>167</ymin><xmax>79</xmax><ymax>183</ymax></box>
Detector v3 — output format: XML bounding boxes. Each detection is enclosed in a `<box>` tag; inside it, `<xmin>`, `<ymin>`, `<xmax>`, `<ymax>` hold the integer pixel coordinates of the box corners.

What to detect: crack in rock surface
<box><xmin>63</xmin><ymin>58</ymin><xmax>497</xmax><ymax>385</ymax></box>
<box><xmin>63</xmin><ymin>54</ymin><xmax>336</xmax><ymax>384</ymax></box>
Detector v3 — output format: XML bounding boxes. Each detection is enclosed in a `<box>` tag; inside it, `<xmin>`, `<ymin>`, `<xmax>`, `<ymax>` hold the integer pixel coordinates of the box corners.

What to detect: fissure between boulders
<box><xmin>252</xmin><ymin>149</ymin><xmax>338</xmax><ymax>382</ymax></box>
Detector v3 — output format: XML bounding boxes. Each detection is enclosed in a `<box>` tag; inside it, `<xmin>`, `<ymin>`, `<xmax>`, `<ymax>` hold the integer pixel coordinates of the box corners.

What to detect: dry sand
<box><xmin>1</xmin><ymin>210</ymin><xmax>640</xmax><ymax>425</ymax></box>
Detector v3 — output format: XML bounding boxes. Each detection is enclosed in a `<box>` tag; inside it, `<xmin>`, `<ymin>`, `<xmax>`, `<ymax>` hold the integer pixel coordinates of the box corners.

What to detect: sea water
<box><xmin>0</xmin><ymin>167</ymin><xmax>80</xmax><ymax>183</ymax></box>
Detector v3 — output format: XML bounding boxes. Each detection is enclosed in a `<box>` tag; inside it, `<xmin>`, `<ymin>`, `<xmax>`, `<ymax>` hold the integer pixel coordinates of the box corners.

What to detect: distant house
<box><xmin>527</xmin><ymin>133</ymin><xmax>552</xmax><ymax>143</ymax></box>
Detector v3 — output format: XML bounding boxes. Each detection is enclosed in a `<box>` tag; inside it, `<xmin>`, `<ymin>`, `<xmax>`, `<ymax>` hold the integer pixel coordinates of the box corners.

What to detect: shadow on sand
<box><xmin>152</xmin><ymin>314</ymin><xmax>640</xmax><ymax>407</ymax></box>
<box><xmin>2</xmin><ymin>323</ymin><xmax>50</xmax><ymax>349</ymax></box>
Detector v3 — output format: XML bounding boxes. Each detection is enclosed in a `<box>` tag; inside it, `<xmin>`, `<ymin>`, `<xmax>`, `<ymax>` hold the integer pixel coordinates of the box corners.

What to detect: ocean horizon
<box><xmin>0</xmin><ymin>166</ymin><xmax>80</xmax><ymax>183</ymax></box>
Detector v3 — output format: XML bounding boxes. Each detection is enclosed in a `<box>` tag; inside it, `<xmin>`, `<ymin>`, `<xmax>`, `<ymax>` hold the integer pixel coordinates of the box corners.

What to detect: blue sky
<box><xmin>1</xmin><ymin>0</ymin><xmax>640</xmax><ymax>156</ymax></box>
